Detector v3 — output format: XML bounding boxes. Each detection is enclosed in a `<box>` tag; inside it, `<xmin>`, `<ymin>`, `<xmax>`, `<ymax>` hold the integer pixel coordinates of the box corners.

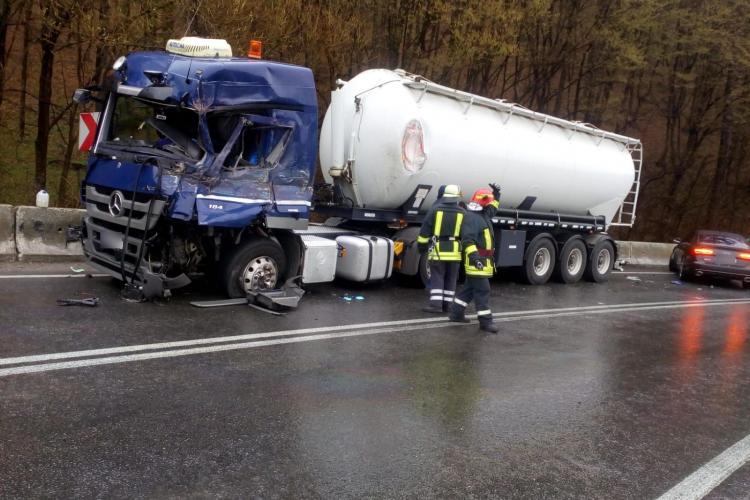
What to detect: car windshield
<box><xmin>696</xmin><ymin>233</ymin><xmax>750</xmax><ymax>249</ymax></box>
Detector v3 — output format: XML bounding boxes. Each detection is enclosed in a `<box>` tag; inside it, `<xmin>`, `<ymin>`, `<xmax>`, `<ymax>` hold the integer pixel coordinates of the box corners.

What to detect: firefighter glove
<box><xmin>470</xmin><ymin>255</ymin><xmax>484</xmax><ymax>270</ymax></box>
<box><xmin>489</xmin><ymin>183</ymin><xmax>502</xmax><ymax>200</ymax></box>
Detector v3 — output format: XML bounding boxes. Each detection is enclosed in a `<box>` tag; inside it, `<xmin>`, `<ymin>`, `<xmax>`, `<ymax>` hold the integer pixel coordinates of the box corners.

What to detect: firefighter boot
<box><xmin>449</xmin><ymin>303</ymin><xmax>470</xmax><ymax>323</ymax></box>
<box><xmin>479</xmin><ymin>317</ymin><xmax>499</xmax><ymax>334</ymax></box>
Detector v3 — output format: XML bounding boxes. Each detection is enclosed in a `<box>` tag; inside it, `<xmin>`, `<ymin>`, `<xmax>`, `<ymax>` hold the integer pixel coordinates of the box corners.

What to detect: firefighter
<box><xmin>449</xmin><ymin>183</ymin><xmax>502</xmax><ymax>333</ymax></box>
<box><xmin>417</xmin><ymin>184</ymin><xmax>466</xmax><ymax>313</ymax></box>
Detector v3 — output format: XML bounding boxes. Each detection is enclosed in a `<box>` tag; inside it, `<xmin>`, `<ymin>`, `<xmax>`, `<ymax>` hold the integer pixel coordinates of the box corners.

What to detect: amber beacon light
<box><xmin>248</xmin><ymin>40</ymin><xmax>262</xmax><ymax>59</ymax></box>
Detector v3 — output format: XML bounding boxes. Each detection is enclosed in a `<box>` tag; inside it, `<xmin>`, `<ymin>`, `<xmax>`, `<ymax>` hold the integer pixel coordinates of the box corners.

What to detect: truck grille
<box><xmin>83</xmin><ymin>184</ymin><xmax>167</xmax><ymax>271</ymax></box>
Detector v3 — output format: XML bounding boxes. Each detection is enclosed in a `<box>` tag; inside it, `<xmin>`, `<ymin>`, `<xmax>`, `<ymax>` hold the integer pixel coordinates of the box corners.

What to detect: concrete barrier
<box><xmin>616</xmin><ymin>240</ymin><xmax>674</xmax><ymax>267</ymax></box>
<box><xmin>0</xmin><ymin>205</ymin><xmax>678</xmax><ymax>265</ymax></box>
<box><xmin>15</xmin><ymin>206</ymin><xmax>85</xmax><ymax>262</ymax></box>
<box><xmin>0</xmin><ymin>204</ymin><xmax>15</xmax><ymax>261</ymax></box>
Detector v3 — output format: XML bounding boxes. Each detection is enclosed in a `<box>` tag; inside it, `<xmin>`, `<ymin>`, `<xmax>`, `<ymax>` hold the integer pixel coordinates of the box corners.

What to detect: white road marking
<box><xmin>1</xmin><ymin>298</ymin><xmax>749</xmax><ymax>377</ymax></box>
<box><xmin>656</xmin><ymin>433</ymin><xmax>750</xmax><ymax>500</ymax></box>
<box><xmin>613</xmin><ymin>271</ymin><xmax>674</xmax><ymax>275</ymax></box>
<box><xmin>0</xmin><ymin>274</ymin><xmax>110</xmax><ymax>279</ymax></box>
<box><xmin>2</xmin><ymin>298</ymin><xmax>747</xmax><ymax>367</ymax></box>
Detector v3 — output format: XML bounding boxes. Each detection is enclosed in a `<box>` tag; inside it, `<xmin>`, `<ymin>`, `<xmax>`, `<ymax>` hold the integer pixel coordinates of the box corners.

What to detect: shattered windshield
<box><xmin>103</xmin><ymin>96</ymin><xmax>203</xmax><ymax>160</ymax></box>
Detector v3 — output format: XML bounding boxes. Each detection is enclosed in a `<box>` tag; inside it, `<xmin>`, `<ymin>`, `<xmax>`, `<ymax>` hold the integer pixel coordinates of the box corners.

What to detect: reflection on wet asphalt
<box><xmin>1</xmin><ymin>264</ymin><xmax>750</xmax><ymax>498</ymax></box>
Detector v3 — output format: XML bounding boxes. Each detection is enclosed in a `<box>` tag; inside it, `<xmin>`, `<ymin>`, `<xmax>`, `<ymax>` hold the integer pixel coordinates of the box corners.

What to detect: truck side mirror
<box><xmin>73</xmin><ymin>88</ymin><xmax>92</xmax><ymax>104</ymax></box>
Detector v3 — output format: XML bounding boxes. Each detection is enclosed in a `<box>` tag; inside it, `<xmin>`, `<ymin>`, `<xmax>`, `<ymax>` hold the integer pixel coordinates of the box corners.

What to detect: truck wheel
<box><xmin>419</xmin><ymin>253</ymin><xmax>431</xmax><ymax>288</ymax></box>
<box><xmin>221</xmin><ymin>238</ymin><xmax>287</xmax><ymax>298</ymax></box>
<box><xmin>523</xmin><ymin>238</ymin><xmax>556</xmax><ymax>285</ymax></box>
<box><xmin>554</xmin><ymin>238</ymin><xmax>587</xmax><ymax>284</ymax></box>
<box><xmin>584</xmin><ymin>240</ymin><xmax>614</xmax><ymax>283</ymax></box>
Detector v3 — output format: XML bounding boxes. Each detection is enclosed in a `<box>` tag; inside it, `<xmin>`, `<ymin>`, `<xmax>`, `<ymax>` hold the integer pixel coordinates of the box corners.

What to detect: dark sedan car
<box><xmin>670</xmin><ymin>230</ymin><xmax>750</xmax><ymax>287</ymax></box>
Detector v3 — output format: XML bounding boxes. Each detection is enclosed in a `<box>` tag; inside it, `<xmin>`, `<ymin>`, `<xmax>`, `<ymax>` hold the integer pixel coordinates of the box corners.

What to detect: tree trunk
<box><xmin>19</xmin><ymin>1</ymin><xmax>32</xmax><ymax>138</ymax></box>
<box><xmin>35</xmin><ymin>4</ymin><xmax>68</xmax><ymax>192</ymax></box>
<box><xmin>0</xmin><ymin>0</ymin><xmax>13</xmax><ymax>122</ymax></box>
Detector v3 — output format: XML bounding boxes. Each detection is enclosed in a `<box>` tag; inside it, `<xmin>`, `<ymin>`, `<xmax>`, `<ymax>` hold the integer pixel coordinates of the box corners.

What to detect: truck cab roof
<box><xmin>114</xmin><ymin>51</ymin><xmax>317</xmax><ymax>112</ymax></box>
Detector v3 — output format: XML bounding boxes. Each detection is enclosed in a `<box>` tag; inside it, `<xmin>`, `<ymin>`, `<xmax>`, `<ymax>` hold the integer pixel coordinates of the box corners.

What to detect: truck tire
<box><xmin>554</xmin><ymin>238</ymin><xmax>587</xmax><ymax>284</ymax></box>
<box><xmin>418</xmin><ymin>253</ymin><xmax>431</xmax><ymax>288</ymax></box>
<box><xmin>523</xmin><ymin>238</ymin><xmax>556</xmax><ymax>285</ymax></box>
<box><xmin>221</xmin><ymin>238</ymin><xmax>287</xmax><ymax>298</ymax></box>
<box><xmin>584</xmin><ymin>240</ymin><xmax>614</xmax><ymax>283</ymax></box>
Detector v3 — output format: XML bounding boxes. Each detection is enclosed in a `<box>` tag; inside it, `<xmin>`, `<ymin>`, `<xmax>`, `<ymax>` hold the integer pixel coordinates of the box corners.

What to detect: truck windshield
<box><xmin>103</xmin><ymin>96</ymin><xmax>202</xmax><ymax>160</ymax></box>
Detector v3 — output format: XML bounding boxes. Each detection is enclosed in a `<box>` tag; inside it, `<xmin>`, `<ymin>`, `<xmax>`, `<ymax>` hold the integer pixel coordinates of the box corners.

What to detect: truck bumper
<box><xmin>81</xmin><ymin>184</ymin><xmax>190</xmax><ymax>298</ymax></box>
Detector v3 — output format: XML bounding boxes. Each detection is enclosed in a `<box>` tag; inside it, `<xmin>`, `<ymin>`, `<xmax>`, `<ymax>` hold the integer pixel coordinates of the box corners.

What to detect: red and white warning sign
<box><xmin>78</xmin><ymin>112</ymin><xmax>100</xmax><ymax>152</ymax></box>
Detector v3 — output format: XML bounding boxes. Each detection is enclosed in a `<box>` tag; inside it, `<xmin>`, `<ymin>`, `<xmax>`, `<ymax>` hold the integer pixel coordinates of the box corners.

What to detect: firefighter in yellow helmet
<box><xmin>416</xmin><ymin>184</ymin><xmax>466</xmax><ymax>313</ymax></box>
<box><xmin>450</xmin><ymin>183</ymin><xmax>501</xmax><ymax>333</ymax></box>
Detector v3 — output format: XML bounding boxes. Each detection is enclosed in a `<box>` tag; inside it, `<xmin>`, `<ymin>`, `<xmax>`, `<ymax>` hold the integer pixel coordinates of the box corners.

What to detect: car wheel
<box><xmin>221</xmin><ymin>238</ymin><xmax>287</xmax><ymax>298</ymax></box>
<box><xmin>678</xmin><ymin>257</ymin><xmax>692</xmax><ymax>281</ymax></box>
<box><xmin>669</xmin><ymin>250</ymin><xmax>679</xmax><ymax>272</ymax></box>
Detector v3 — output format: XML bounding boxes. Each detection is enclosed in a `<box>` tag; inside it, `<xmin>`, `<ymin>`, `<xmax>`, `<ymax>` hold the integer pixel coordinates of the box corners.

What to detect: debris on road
<box><xmin>626</xmin><ymin>276</ymin><xmax>642</xmax><ymax>282</ymax></box>
<box><xmin>69</xmin><ymin>266</ymin><xmax>85</xmax><ymax>274</ymax></box>
<box><xmin>671</xmin><ymin>280</ymin><xmax>683</xmax><ymax>285</ymax></box>
<box><xmin>56</xmin><ymin>297</ymin><xmax>99</xmax><ymax>307</ymax></box>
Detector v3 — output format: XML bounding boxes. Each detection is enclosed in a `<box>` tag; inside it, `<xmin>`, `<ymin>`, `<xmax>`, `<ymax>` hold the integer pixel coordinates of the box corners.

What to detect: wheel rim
<box><xmin>533</xmin><ymin>248</ymin><xmax>552</xmax><ymax>276</ymax></box>
<box><xmin>596</xmin><ymin>248</ymin><xmax>611</xmax><ymax>274</ymax></box>
<box><xmin>241</xmin><ymin>256</ymin><xmax>279</xmax><ymax>292</ymax></box>
<box><xmin>567</xmin><ymin>248</ymin><xmax>584</xmax><ymax>276</ymax></box>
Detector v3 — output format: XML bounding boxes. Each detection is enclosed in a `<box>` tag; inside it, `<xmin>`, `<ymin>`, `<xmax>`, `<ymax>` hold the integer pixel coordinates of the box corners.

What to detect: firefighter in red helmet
<box><xmin>449</xmin><ymin>183</ymin><xmax>502</xmax><ymax>333</ymax></box>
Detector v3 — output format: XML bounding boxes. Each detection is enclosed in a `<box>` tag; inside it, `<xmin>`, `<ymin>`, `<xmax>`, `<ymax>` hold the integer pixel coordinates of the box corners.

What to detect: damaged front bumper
<box><xmin>79</xmin><ymin>184</ymin><xmax>190</xmax><ymax>299</ymax></box>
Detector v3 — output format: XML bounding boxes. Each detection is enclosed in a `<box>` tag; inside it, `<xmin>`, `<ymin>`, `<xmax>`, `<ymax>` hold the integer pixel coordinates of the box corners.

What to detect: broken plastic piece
<box><xmin>56</xmin><ymin>297</ymin><xmax>99</xmax><ymax>307</ymax></box>
<box><xmin>626</xmin><ymin>276</ymin><xmax>642</xmax><ymax>282</ymax></box>
<box><xmin>355</xmin><ymin>295</ymin><xmax>365</xmax><ymax>301</ymax></box>
<box><xmin>671</xmin><ymin>280</ymin><xmax>683</xmax><ymax>285</ymax></box>
<box><xmin>70</xmin><ymin>266</ymin><xmax>85</xmax><ymax>273</ymax></box>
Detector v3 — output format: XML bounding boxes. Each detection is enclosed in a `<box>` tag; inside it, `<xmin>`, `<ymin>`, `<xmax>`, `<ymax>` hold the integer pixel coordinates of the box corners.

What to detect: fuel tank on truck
<box><xmin>319</xmin><ymin>69</ymin><xmax>642</xmax><ymax>226</ymax></box>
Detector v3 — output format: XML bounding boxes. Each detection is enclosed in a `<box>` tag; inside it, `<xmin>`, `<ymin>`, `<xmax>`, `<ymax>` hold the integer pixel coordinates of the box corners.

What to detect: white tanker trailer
<box><xmin>316</xmin><ymin>69</ymin><xmax>642</xmax><ymax>285</ymax></box>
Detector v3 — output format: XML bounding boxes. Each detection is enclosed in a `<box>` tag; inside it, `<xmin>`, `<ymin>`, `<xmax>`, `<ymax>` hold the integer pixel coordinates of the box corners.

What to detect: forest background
<box><xmin>0</xmin><ymin>0</ymin><xmax>749</xmax><ymax>241</ymax></box>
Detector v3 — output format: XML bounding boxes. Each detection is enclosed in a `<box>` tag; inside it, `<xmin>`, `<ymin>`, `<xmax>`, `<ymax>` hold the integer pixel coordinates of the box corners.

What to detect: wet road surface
<box><xmin>1</xmin><ymin>264</ymin><xmax>750</xmax><ymax>498</ymax></box>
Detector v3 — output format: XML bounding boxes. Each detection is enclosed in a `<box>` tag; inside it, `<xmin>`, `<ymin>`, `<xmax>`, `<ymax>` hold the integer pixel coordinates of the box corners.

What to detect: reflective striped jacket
<box><xmin>462</xmin><ymin>200</ymin><xmax>499</xmax><ymax>277</ymax></box>
<box><xmin>416</xmin><ymin>199</ymin><xmax>466</xmax><ymax>261</ymax></box>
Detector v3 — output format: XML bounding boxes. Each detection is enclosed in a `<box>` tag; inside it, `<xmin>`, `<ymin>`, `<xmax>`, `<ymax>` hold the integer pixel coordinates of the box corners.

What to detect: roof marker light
<box><xmin>248</xmin><ymin>40</ymin><xmax>262</xmax><ymax>59</ymax></box>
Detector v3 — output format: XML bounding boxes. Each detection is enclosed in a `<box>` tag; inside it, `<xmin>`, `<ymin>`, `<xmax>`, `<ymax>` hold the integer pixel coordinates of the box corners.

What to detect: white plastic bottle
<box><xmin>35</xmin><ymin>189</ymin><xmax>49</xmax><ymax>208</ymax></box>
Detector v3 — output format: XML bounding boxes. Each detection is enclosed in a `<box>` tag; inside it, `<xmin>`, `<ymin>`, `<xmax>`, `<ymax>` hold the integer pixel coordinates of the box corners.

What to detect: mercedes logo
<box><xmin>108</xmin><ymin>190</ymin><xmax>124</xmax><ymax>217</ymax></box>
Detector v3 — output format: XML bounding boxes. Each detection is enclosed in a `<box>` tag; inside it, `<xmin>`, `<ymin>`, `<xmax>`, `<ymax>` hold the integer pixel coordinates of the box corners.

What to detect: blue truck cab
<box><xmin>75</xmin><ymin>42</ymin><xmax>320</xmax><ymax>299</ymax></box>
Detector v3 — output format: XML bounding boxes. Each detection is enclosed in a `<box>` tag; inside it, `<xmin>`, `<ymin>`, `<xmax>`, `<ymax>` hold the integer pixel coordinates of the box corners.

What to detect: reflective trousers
<box><xmin>452</xmin><ymin>276</ymin><xmax>493</xmax><ymax>325</ymax></box>
<box><xmin>427</xmin><ymin>261</ymin><xmax>460</xmax><ymax>309</ymax></box>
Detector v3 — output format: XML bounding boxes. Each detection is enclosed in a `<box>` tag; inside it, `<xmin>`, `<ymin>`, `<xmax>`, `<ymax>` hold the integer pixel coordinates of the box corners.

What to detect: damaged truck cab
<box><xmin>77</xmin><ymin>44</ymin><xmax>319</xmax><ymax>298</ymax></box>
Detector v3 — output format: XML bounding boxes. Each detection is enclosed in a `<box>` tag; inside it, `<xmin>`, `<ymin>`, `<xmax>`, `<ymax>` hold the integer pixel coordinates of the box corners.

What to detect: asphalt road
<box><xmin>1</xmin><ymin>263</ymin><xmax>750</xmax><ymax>499</ymax></box>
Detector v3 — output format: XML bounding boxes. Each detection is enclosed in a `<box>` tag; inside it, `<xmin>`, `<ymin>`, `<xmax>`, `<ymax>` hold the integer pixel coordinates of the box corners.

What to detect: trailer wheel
<box><xmin>584</xmin><ymin>240</ymin><xmax>614</xmax><ymax>283</ymax></box>
<box><xmin>554</xmin><ymin>238</ymin><xmax>587</xmax><ymax>284</ymax></box>
<box><xmin>523</xmin><ymin>238</ymin><xmax>556</xmax><ymax>285</ymax></box>
<box><xmin>221</xmin><ymin>238</ymin><xmax>287</xmax><ymax>298</ymax></box>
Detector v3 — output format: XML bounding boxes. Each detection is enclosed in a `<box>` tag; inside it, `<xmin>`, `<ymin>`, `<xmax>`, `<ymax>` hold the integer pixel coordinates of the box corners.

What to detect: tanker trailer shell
<box><xmin>320</xmin><ymin>69</ymin><xmax>639</xmax><ymax>225</ymax></box>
